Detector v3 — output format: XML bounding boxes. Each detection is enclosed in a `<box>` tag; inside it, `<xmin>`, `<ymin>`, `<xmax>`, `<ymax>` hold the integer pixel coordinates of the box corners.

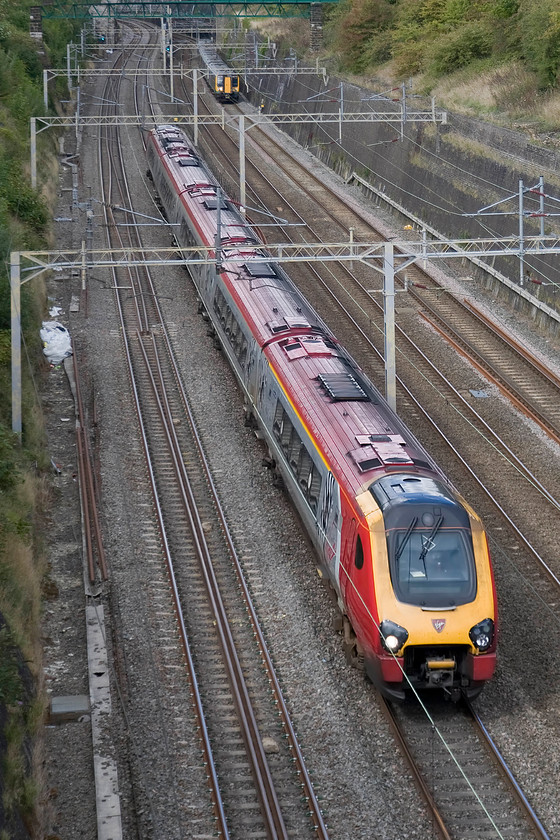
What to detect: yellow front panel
<box><xmin>355</xmin><ymin>491</ymin><xmax>495</xmax><ymax>652</ymax></box>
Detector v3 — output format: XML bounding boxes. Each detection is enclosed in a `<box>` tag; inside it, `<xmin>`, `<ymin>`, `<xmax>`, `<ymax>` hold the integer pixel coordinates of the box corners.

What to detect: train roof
<box><xmin>264</xmin><ymin>337</ymin><xmax>436</xmax><ymax>496</ymax></box>
<box><xmin>149</xmin><ymin>126</ymin><xmax>442</xmax><ymax>498</ymax></box>
<box><xmin>198</xmin><ymin>44</ymin><xmax>238</xmax><ymax>76</ymax></box>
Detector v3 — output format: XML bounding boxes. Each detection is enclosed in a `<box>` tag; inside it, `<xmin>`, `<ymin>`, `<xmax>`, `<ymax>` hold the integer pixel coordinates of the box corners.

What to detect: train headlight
<box><xmin>469</xmin><ymin>618</ymin><xmax>494</xmax><ymax>652</ymax></box>
<box><xmin>380</xmin><ymin>620</ymin><xmax>409</xmax><ymax>654</ymax></box>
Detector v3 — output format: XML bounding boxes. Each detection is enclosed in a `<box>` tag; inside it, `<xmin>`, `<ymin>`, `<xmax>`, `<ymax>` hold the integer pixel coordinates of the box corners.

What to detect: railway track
<box><xmin>418</xmin><ymin>296</ymin><xmax>560</xmax><ymax>446</ymax></box>
<box><xmin>88</xmin><ymin>29</ymin><xmax>329</xmax><ymax>839</ymax></box>
<box><xmin>383</xmin><ymin>697</ymin><xmax>549</xmax><ymax>840</ymax></box>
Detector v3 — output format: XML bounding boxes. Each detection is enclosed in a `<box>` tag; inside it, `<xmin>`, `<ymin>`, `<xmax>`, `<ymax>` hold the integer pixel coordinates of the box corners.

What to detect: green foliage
<box><xmin>327</xmin><ymin>0</ymin><xmax>395</xmax><ymax>72</ymax></box>
<box><xmin>519</xmin><ymin>0</ymin><xmax>560</xmax><ymax>89</ymax></box>
<box><xmin>392</xmin><ymin>39</ymin><xmax>426</xmax><ymax>78</ymax></box>
<box><xmin>326</xmin><ymin>0</ymin><xmax>558</xmax><ymax>89</ymax></box>
<box><xmin>493</xmin><ymin>0</ymin><xmax>519</xmax><ymax>19</ymax></box>
<box><xmin>0</xmin><ymin>627</ymin><xmax>22</xmax><ymax>706</ymax></box>
<box><xmin>43</xmin><ymin>18</ymin><xmax>81</xmax><ymax>68</ymax></box>
<box><xmin>0</xmin><ymin>162</ymin><xmax>49</xmax><ymax>231</ymax></box>
<box><xmin>0</xmin><ymin>30</ymin><xmax>43</xmax><ymax>83</ymax></box>
<box><xmin>429</xmin><ymin>21</ymin><xmax>494</xmax><ymax>75</ymax></box>
<box><xmin>0</xmin><ymin>425</ymin><xmax>20</xmax><ymax>493</ymax></box>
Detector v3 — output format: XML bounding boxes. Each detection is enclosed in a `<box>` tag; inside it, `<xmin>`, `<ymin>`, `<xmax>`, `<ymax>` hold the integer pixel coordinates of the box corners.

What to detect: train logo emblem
<box><xmin>432</xmin><ymin>619</ymin><xmax>446</xmax><ymax>633</ymax></box>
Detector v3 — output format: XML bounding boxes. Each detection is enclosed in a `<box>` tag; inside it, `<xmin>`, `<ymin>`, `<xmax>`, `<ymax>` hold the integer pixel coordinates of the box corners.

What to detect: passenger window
<box><xmin>298</xmin><ymin>448</ymin><xmax>312</xmax><ymax>491</ymax></box>
<box><xmin>288</xmin><ymin>429</ymin><xmax>301</xmax><ymax>472</ymax></box>
<box><xmin>308</xmin><ymin>466</ymin><xmax>321</xmax><ymax>513</ymax></box>
<box><xmin>280</xmin><ymin>417</ymin><xmax>292</xmax><ymax>454</ymax></box>
<box><xmin>238</xmin><ymin>338</ymin><xmax>248</xmax><ymax>368</ymax></box>
<box><xmin>273</xmin><ymin>403</ymin><xmax>284</xmax><ymax>438</ymax></box>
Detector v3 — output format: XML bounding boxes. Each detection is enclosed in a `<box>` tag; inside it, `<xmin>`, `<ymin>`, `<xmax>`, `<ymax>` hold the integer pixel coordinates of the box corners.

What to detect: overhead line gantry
<box><xmin>37</xmin><ymin>0</ymin><xmax>330</xmax><ymax>18</ymax></box>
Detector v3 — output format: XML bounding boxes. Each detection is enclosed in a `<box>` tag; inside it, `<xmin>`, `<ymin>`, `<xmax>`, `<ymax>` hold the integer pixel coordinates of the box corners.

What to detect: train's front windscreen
<box><xmin>388</xmin><ymin>519</ymin><xmax>477</xmax><ymax>608</ymax></box>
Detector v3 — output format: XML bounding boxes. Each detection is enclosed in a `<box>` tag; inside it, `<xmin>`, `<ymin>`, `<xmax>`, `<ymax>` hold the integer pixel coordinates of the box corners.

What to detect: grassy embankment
<box><xmin>255</xmin><ymin>0</ymin><xmax>560</xmax><ymax>137</ymax></box>
<box><xmin>0</xmin><ymin>0</ymin><xmax>80</xmax><ymax>834</ymax></box>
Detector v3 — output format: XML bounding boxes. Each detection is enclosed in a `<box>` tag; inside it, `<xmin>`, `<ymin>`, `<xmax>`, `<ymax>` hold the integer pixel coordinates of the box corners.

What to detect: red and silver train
<box><xmin>146</xmin><ymin>125</ymin><xmax>498</xmax><ymax>701</ymax></box>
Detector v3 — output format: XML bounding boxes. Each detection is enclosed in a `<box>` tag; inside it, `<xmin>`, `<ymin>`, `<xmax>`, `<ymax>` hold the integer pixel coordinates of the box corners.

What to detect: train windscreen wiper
<box><xmin>418</xmin><ymin>514</ymin><xmax>444</xmax><ymax>568</ymax></box>
<box><xmin>394</xmin><ymin>516</ymin><xmax>418</xmax><ymax>562</ymax></box>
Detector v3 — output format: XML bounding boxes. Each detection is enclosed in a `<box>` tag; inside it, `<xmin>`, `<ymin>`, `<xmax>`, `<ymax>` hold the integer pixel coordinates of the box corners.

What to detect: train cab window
<box><xmin>355</xmin><ymin>535</ymin><xmax>364</xmax><ymax>570</ymax></box>
<box><xmin>388</xmin><ymin>520</ymin><xmax>476</xmax><ymax>608</ymax></box>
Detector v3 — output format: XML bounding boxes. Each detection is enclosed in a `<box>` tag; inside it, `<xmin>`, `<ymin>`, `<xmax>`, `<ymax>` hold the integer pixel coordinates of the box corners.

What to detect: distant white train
<box><xmin>199</xmin><ymin>44</ymin><xmax>240</xmax><ymax>103</ymax></box>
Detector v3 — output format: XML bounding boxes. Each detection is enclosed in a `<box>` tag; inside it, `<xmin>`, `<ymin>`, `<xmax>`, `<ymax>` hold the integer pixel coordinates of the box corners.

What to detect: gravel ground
<box><xmin>39</xmin><ymin>45</ymin><xmax>560</xmax><ymax>840</ymax></box>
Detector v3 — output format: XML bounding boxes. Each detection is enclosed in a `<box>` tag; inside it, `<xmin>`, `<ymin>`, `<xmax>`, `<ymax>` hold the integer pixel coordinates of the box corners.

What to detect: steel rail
<box><xmin>463</xmin><ymin>297</ymin><xmax>560</xmax><ymax>389</ymax></box>
<box><xmin>158</xmin><ymin>318</ymin><xmax>331</xmax><ymax>838</ymax></box>
<box><xmin>380</xmin><ymin>698</ymin><xmax>453</xmax><ymax>840</ymax></box>
<box><xmin>72</xmin><ymin>349</ymin><xmax>108</xmax><ymax>581</ymax></box>
<box><xmin>466</xmin><ymin>701</ymin><xmax>551</xmax><ymax>840</ymax></box>
<box><xmin>136</xmin><ymin>333</ymin><xmax>290</xmax><ymax>838</ymax></box>
<box><xmin>419</xmin><ymin>309</ymin><xmax>560</xmax><ymax>446</ymax></box>
<box><xmin>141</xmin><ymin>64</ymin><xmax>329</xmax><ymax>839</ymax></box>
<box><xmin>96</xmin><ymin>34</ymin><xmax>230</xmax><ymax>835</ymax></box>
<box><xmin>97</xmin><ymin>40</ymin><xmax>329</xmax><ymax>838</ymax></box>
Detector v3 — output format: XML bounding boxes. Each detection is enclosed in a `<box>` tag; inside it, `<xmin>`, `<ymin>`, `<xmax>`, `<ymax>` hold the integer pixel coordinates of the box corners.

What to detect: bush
<box><xmin>0</xmin><ymin>425</ymin><xmax>20</xmax><ymax>493</ymax></box>
<box><xmin>328</xmin><ymin>0</ymin><xmax>395</xmax><ymax>73</ymax></box>
<box><xmin>0</xmin><ymin>162</ymin><xmax>49</xmax><ymax>232</ymax></box>
<box><xmin>393</xmin><ymin>36</ymin><xmax>427</xmax><ymax>77</ymax></box>
<box><xmin>520</xmin><ymin>1</ymin><xmax>560</xmax><ymax>89</ymax></box>
<box><xmin>0</xmin><ymin>626</ymin><xmax>23</xmax><ymax>706</ymax></box>
<box><xmin>428</xmin><ymin>21</ymin><xmax>494</xmax><ymax>75</ymax></box>
<box><xmin>5</xmin><ymin>32</ymin><xmax>44</xmax><ymax>85</ymax></box>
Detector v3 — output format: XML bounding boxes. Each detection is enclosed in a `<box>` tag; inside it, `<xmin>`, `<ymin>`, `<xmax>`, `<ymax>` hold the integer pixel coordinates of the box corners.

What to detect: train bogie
<box><xmin>146</xmin><ymin>124</ymin><xmax>498</xmax><ymax>701</ymax></box>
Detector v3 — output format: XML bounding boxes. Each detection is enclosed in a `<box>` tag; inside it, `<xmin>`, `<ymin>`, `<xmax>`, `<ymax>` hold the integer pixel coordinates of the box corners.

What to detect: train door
<box><xmin>318</xmin><ymin>472</ymin><xmax>342</xmax><ymax>597</ymax></box>
<box><xmin>245</xmin><ymin>336</ymin><xmax>261</xmax><ymax>400</ymax></box>
<box><xmin>340</xmin><ymin>517</ymin><xmax>357</xmax><ymax>600</ymax></box>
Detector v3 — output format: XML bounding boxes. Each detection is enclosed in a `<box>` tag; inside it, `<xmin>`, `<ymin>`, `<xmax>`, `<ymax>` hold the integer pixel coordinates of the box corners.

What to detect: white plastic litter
<box><xmin>49</xmin><ymin>305</ymin><xmax>63</xmax><ymax>317</ymax></box>
<box><xmin>40</xmin><ymin>321</ymin><xmax>73</xmax><ymax>365</ymax></box>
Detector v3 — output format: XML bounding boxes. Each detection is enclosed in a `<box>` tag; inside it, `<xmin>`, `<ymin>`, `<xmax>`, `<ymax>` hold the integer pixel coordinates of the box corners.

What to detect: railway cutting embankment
<box><xmin>245</xmin><ymin>62</ymin><xmax>560</xmax><ymax>333</ymax></box>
